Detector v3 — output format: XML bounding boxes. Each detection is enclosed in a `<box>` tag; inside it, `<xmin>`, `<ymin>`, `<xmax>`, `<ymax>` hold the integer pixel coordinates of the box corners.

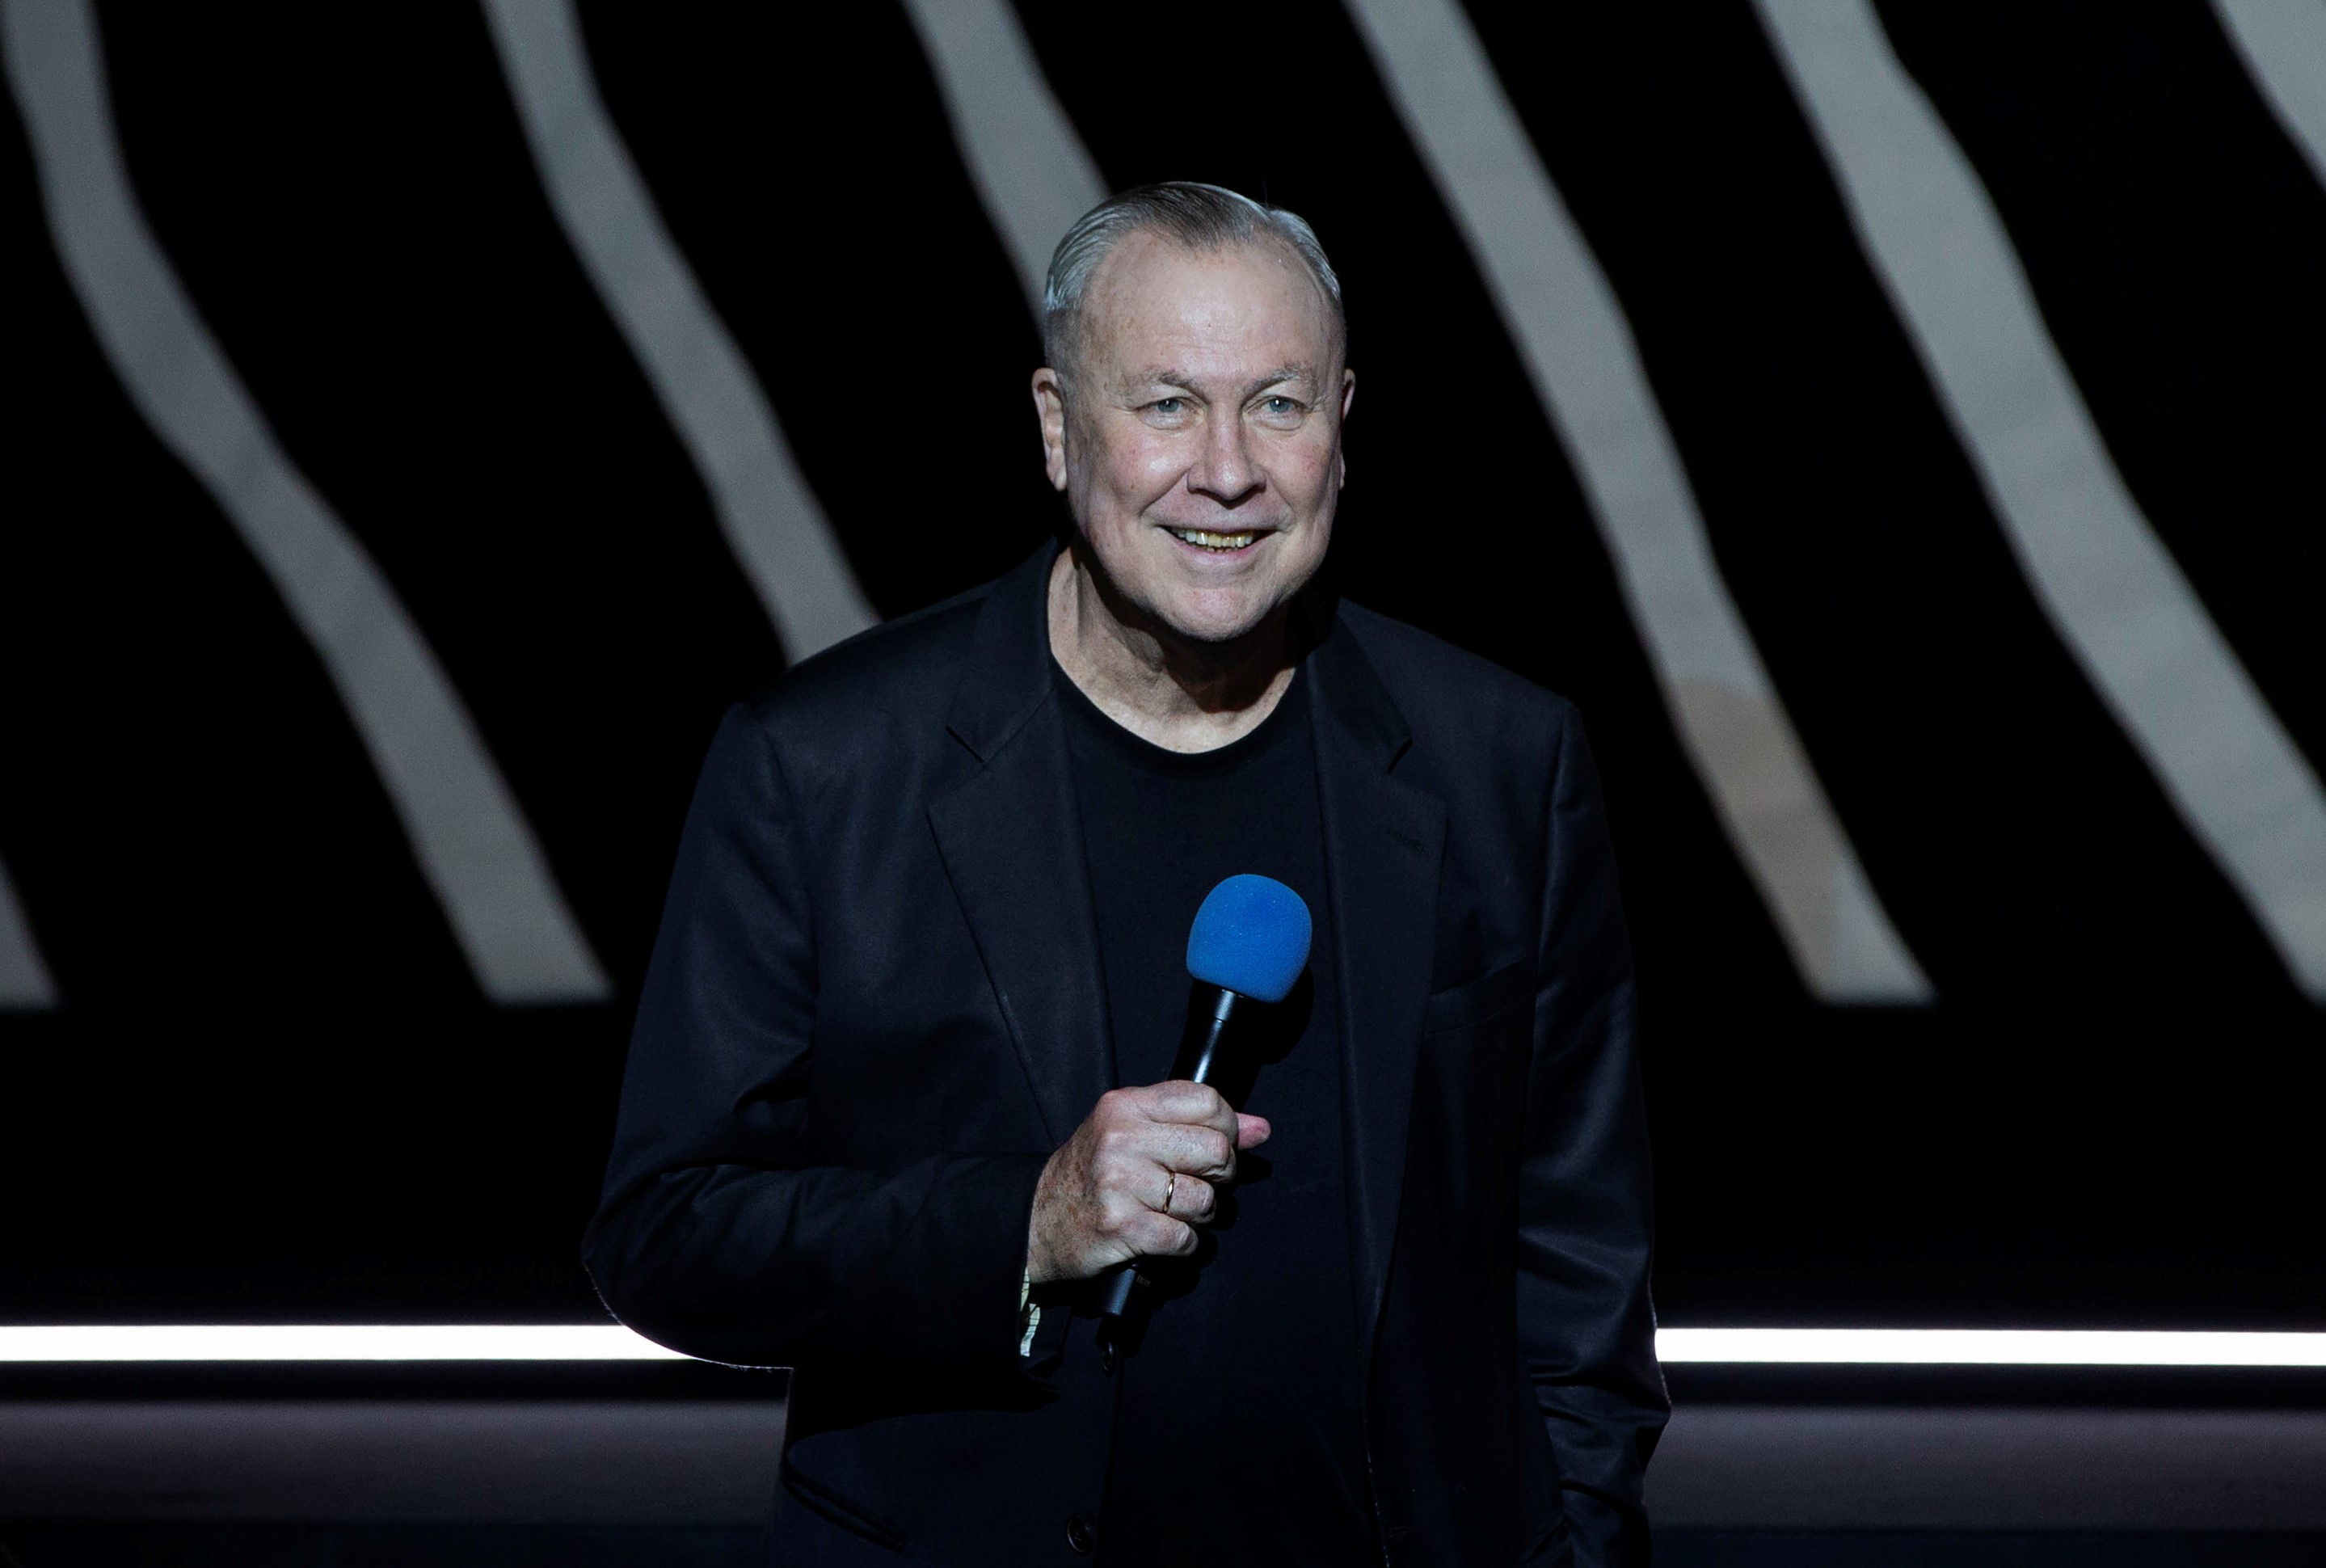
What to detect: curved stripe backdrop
<box><xmin>0</xmin><ymin>2</ymin><xmax>2317</xmax><ymax>1326</ymax></box>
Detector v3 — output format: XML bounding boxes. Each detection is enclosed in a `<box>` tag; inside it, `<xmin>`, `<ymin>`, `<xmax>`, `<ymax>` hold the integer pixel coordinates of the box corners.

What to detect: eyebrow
<box><xmin>1122</xmin><ymin>364</ymin><xmax>1321</xmax><ymax>397</ymax></box>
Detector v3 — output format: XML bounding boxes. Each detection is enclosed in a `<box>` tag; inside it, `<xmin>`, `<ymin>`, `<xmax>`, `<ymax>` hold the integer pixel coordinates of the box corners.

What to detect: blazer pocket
<box><xmin>781</xmin><ymin>1461</ymin><xmax>910</xmax><ymax>1553</ymax></box>
<box><xmin>1423</xmin><ymin>958</ymin><xmax>1536</xmax><ymax>1035</ymax></box>
<box><xmin>1524</xmin><ymin>1511</ymin><xmax>1574</xmax><ymax>1566</ymax></box>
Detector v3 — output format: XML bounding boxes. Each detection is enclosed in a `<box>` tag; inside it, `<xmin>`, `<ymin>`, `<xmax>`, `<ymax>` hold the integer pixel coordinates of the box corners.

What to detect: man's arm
<box><xmin>584</xmin><ymin>708</ymin><xmax>1047</xmax><ymax>1371</ymax></box>
<box><xmin>1517</xmin><ymin>705</ymin><xmax>1669</xmax><ymax>1566</ymax></box>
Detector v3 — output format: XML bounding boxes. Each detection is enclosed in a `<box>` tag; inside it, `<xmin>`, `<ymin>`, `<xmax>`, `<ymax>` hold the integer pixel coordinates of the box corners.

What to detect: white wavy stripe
<box><xmin>480</xmin><ymin>0</ymin><xmax>877</xmax><ymax>662</ymax></box>
<box><xmin>1</xmin><ymin>0</ymin><xmax>609</xmax><ymax>1005</ymax></box>
<box><xmin>1756</xmin><ymin>0</ymin><xmax>2326</xmax><ymax>1001</ymax></box>
<box><xmin>913</xmin><ymin>0</ymin><xmax>1928</xmax><ymax>1001</ymax></box>
<box><xmin>899</xmin><ymin>0</ymin><xmax>1106</xmax><ymax>316</ymax></box>
<box><xmin>1</xmin><ymin>1324</ymin><xmax>2318</xmax><ymax>1367</ymax></box>
<box><xmin>1343</xmin><ymin>0</ymin><xmax>1930</xmax><ymax>1002</ymax></box>
<box><xmin>0</xmin><ymin>855</ymin><xmax>58</xmax><ymax>1008</ymax></box>
<box><xmin>2212</xmin><ymin>0</ymin><xmax>2326</xmax><ymax>191</ymax></box>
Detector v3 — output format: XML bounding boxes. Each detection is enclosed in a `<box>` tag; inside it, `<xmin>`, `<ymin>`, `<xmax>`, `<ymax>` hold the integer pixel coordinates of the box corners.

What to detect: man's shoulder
<box><xmin>1332</xmin><ymin>598</ymin><xmax>1578</xmax><ymax>741</ymax></box>
<box><xmin>748</xmin><ymin>578</ymin><xmax>992</xmax><ymax>717</ymax></box>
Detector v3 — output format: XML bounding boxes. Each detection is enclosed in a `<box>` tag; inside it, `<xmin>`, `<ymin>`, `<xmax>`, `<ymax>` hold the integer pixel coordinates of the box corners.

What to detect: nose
<box><xmin>1188</xmin><ymin>408</ymin><xmax>1262</xmax><ymax>510</ymax></box>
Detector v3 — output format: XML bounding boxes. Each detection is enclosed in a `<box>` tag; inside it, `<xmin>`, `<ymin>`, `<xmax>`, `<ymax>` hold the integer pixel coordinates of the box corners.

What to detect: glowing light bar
<box><xmin>1654</xmin><ymin>1328</ymin><xmax>2326</xmax><ymax>1367</ymax></box>
<box><xmin>0</xmin><ymin>1326</ymin><xmax>685</xmax><ymax>1363</ymax></box>
<box><xmin>1</xmin><ymin>1326</ymin><xmax>2320</xmax><ymax>1367</ymax></box>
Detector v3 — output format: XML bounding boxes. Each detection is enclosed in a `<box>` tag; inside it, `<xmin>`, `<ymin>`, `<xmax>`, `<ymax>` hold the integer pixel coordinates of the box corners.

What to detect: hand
<box><xmin>1026</xmin><ymin>1082</ymin><xmax>1271</xmax><ymax>1285</ymax></box>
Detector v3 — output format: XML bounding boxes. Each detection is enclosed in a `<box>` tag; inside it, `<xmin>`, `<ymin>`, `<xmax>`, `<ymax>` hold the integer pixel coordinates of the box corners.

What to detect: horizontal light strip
<box><xmin>0</xmin><ymin>1326</ymin><xmax>686</xmax><ymax>1363</ymax></box>
<box><xmin>1657</xmin><ymin>1329</ymin><xmax>2326</xmax><ymax>1367</ymax></box>
<box><xmin>2</xmin><ymin>1326</ymin><xmax>2321</xmax><ymax>1367</ymax></box>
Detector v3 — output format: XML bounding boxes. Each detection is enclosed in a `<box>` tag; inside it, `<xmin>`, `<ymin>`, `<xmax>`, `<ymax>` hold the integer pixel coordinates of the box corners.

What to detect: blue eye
<box><xmin>1153</xmin><ymin>397</ymin><xmax>1185</xmax><ymax>415</ymax></box>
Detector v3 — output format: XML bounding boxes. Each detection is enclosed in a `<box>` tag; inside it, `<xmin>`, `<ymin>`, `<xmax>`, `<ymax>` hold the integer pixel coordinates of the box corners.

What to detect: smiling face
<box><xmin>1035</xmin><ymin>230</ymin><xmax>1353</xmax><ymax>649</ymax></box>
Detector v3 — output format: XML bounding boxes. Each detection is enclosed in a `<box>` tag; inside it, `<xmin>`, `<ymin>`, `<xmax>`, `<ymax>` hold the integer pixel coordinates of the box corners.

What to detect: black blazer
<box><xmin>588</xmin><ymin>546</ymin><xmax>1666</xmax><ymax>1566</ymax></box>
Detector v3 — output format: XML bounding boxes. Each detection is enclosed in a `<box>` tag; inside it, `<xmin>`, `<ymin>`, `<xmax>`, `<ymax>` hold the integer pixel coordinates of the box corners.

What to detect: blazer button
<box><xmin>1065</xmin><ymin>1515</ymin><xmax>1097</xmax><ymax>1554</ymax></box>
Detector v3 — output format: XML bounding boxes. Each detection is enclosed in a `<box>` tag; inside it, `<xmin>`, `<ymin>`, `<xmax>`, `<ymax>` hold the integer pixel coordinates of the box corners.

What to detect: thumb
<box><xmin>1234</xmin><ymin>1113</ymin><xmax>1271</xmax><ymax>1149</ymax></box>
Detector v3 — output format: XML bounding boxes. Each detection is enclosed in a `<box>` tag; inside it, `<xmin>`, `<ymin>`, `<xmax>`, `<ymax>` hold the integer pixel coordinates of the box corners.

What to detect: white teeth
<box><xmin>1167</xmin><ymin>528</ymin><xmax>1261</xmax><ymax>550</ymax></box>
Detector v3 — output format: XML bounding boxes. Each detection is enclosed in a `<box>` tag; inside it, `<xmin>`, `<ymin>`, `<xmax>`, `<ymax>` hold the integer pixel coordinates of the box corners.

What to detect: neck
<box><xmin>1047</xmin><ymin>545</ymin><xmax>1299</xmax><ymax>754</ymax></box>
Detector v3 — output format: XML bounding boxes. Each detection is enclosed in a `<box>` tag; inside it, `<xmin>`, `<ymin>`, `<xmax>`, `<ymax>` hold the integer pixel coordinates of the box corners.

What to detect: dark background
<box><xmin>2</xmin><ymin>1</ymin><xmax>2320</xmax><ymax>1333</ymax></box>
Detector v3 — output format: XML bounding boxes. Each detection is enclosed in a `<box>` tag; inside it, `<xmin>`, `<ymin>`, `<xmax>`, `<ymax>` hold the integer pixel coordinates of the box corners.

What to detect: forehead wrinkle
<box><xmin>1115</xmin><ymin>363</ymin><xmax>1322</xmax><ymax>398</ymax></box>
<box><xmin>1247</xmin><ymin>363</ymin><xmax>1320</xmax><ymax>396</ymax></box>
<box><xmin>1081</xmin><ymin>237</ymin><xmax>1343</xmax><ymax>370</ymax></box>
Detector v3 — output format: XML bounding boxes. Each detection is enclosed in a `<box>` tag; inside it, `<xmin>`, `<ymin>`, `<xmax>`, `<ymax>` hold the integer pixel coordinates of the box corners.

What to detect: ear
<box><xmin>1031</xmin><ymin>366</ymin><xmax>1070</xmax><ymax>492</ymax></box>
<box><xmin>1337</xmin><ymin>366</ymin><xmax>1356</xmax><ymax>486</ymax></box>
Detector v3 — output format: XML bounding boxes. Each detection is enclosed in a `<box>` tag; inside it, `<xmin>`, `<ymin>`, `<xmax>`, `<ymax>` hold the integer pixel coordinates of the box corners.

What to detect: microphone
<box><xmin>1098</xmin><ymin>874</ymin><xmax>1313</xmax><ymax>1330</ymax></box>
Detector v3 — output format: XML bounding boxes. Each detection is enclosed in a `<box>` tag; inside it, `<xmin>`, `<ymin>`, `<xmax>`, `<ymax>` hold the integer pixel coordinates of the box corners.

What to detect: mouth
<box><xmin>1164</xmin><ymin>527</ymin><xmax>1268</xmax><ymax>554</ymax></box>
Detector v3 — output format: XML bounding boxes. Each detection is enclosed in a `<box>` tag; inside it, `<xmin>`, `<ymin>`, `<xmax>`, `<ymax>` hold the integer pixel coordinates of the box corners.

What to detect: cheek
<box><xmin>1104</xmin><ymin>436</ymin><xmax>1183</xmax><ymax>500</ymax></box>
<box><xmin>1274</xmin><ymin>436</ymin><xmax>1342</xmax><ymax>499</ymax></box>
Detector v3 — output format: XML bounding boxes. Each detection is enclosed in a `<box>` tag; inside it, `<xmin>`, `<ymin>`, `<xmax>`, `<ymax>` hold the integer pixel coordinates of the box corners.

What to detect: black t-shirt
<box><xmin>1055</xmin><ymin>660</ymin><xmax>1373</xmax><ymax>1566</ymax></box>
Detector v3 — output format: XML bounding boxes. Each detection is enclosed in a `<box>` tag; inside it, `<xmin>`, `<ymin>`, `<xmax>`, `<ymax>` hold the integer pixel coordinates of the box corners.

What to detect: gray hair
<box><xmin>1041</xmin><ymin>182</ymin><xmax>1345</xmax><ymax>376</ymax></box>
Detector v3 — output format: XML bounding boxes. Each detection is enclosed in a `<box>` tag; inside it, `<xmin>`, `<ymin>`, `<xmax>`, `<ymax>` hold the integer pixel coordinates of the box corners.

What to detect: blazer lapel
<box><xmin>1307</xmin><ymin>608</ymin><xmax>1446</xmax><ymax>1360</ymax></box>
<box><xmin>928</xmin><ymin>546</ymin><xmax>1111</xmax><ymax>1146</ymax></box>
<box><xmin>924</xmin><ymin>555</ymin><xmax>1443</xmax><ymax>1311</ymax></box>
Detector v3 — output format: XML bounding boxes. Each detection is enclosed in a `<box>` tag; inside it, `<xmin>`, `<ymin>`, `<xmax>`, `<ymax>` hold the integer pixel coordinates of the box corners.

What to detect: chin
<box><xmin>1151</xmin><ymin>588</ymin><xmax>1279</xmax><ymax>647</ymax></box>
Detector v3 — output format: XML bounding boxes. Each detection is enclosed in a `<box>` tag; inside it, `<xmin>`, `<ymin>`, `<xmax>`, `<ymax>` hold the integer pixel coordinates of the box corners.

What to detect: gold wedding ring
<box><xmin>1162</xmin><ymin>1172</ymin><xmax>1178</xmax><ymax>1215</ymax></box>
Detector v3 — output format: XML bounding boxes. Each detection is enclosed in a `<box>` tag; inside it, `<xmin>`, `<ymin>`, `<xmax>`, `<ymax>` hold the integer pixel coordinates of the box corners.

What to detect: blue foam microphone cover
<box><xmin>1100</xmin><ymin>874</ymin><xmax>1315</xmax><ymax>1332</ymax></box>
<box><xmin>1185</xmin><ymin>874</ymin><xmax>1313</xmax><ymax>1003</ymax></box>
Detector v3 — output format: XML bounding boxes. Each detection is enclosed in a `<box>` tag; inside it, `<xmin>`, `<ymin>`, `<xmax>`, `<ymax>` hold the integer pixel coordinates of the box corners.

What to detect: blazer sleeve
<box><xmin>1518</xmin><ymin>705</ymin><xmax>1670</xmax><ymax>1566</ymax></box>
<box><xmin>582</xmin><ymin>707</ymin><xmax>1049</xmax><ymax>1371</ymax></box>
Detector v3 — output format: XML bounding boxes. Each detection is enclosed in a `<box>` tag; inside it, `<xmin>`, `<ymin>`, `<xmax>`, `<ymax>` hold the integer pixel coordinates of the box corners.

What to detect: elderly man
<box><xmin>588</xmin><ymin>183</ymin><xmax>1665</xmax><ymax>1566</ymax></box>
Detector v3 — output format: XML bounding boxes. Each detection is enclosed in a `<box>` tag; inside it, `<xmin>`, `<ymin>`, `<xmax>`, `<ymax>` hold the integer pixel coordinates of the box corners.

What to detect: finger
<box><xmin>1131</xmin><ymin>1212</ymin><xmax>1199</xmax><ymax>1259</ymax></box>
<box><xmin>1235</xmin><ymin>1113</ymin><xmax>1270</xmax><ymax>1149</ymax></box>
<box><xmin>1135</xmin><ymin>1079</ymin><xmax>1235</xmax><ymax>1134</ymax></box>
<box><xmin>1147</xmin><ymin>1122</ymin><xmax>1237</xmax><ymax>1182</ymax></box>
<box><xmin>1164</xmin><ymin>1174</ymin><xmax>1217</xmax><ymax>1224</ymax></box>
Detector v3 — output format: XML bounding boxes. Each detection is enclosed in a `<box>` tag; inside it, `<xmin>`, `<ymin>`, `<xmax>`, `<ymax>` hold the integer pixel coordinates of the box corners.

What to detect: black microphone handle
<box><xmin>1098</xmin><ymin>983</ymin><xmax>1248</xmax><ymax>1323</ymax></box>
